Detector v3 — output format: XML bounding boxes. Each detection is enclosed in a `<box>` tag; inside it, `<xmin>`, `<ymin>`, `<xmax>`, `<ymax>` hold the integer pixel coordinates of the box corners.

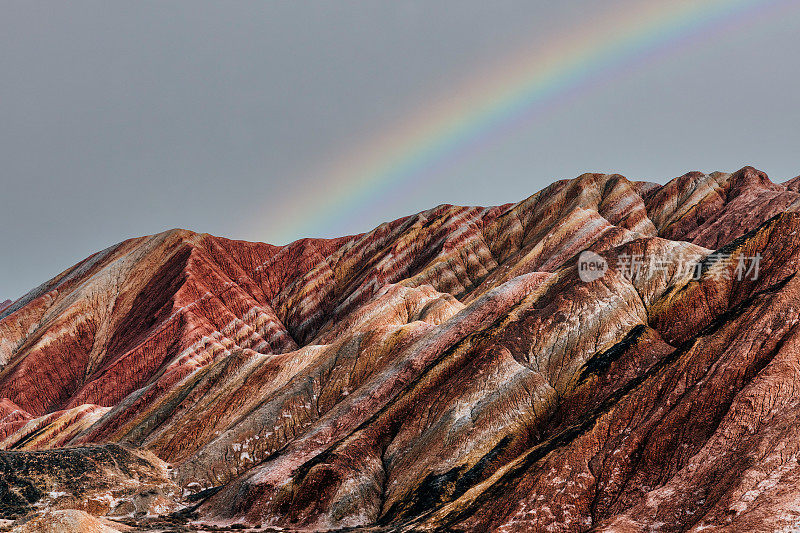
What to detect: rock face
<box><xmin>11</xmin><ymin>509</ymin><xmax>125</xmax><ymax>533</ymax></box>
<box><xmin>2</xmin><ymin>166</ymin><xmax>800</xmax><ymax>531</ymax></box>
<box><xmin>0</xmin><ymin>444</ymin><xmax>177</xmax><ymax>519</ymax></box>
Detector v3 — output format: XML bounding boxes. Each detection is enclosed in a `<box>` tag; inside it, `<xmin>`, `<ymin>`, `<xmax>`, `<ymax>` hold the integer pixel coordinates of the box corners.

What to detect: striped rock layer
<box><xmin>2</xmin><ymin>166</ymin><xmax>800</xmax><ymax>531</ymax></box>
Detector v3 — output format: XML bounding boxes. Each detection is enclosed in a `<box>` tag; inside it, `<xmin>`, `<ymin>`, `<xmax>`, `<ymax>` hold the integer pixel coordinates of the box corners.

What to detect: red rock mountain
<box><xmin>2</xmin><ymin>166</ymin><xmax>800</xmax><ymax>532</ymax></box>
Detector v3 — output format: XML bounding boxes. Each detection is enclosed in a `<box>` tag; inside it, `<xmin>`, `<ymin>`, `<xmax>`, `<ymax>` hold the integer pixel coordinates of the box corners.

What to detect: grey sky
<box><xmin>2</xmin><ymin>1</ymin><xmax>799</xmax><ymax>300</ymax></box>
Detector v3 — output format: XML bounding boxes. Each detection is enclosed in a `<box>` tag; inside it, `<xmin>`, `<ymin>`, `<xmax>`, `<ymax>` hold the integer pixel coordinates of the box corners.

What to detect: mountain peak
<box><xmin>3</xmin><ymin>168</ymin><xmax>800</xmax><ymax>531</ymax></box>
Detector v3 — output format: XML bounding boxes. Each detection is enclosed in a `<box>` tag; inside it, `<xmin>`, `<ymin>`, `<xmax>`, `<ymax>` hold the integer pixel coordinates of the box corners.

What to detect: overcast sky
<box><xmin>2</xmin><ymin>1</ymin><xmax>800</xmax><ymax>300</ymax></box>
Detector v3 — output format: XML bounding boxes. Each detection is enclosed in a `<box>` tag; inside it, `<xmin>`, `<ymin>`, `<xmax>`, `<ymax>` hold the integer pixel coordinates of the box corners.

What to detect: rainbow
<box><xmin>256</xmin><ymin>0</ymin><xmax>788</xmax><ymax>244</ymax></box>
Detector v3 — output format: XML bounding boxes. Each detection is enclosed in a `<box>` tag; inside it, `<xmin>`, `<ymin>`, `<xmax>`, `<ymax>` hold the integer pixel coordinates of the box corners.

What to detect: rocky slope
<box><xmin>2</xmin><ymin>166</ymin><xmax>800</xmax><ymax>531</ymax></box>
<box><xmin>0</xmin><ymin>300</ymin><xmax>11</xmax><ymax>313</ymax></box>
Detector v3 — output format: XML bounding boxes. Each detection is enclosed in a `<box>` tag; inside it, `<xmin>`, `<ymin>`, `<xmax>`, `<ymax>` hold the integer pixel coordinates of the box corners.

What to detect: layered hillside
<box><xmin>2</xmin><ymin>166</ymin><xmax>800</xmax><ymax>532</ymax></box>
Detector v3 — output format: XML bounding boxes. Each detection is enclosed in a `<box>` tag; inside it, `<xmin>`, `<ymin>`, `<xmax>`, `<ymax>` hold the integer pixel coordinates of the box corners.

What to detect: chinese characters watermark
<box><xmin>578</xmin><ymin>251</ymin><xmax>761</xmax><ymax>282</ymax></box>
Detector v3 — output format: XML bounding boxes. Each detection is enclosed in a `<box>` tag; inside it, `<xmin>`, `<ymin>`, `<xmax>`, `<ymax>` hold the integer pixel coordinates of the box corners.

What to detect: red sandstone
<box><xmin>2</xmin><ymin>166</ymin><xmax>800</xmax><ymax>531</ymax></box>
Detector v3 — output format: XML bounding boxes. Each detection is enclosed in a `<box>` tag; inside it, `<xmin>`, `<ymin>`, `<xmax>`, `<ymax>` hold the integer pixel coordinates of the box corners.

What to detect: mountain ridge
<box><xmin>3</xmin><ymin>166</ymin><xmax>800</xmax><ymax>531</ymax></box>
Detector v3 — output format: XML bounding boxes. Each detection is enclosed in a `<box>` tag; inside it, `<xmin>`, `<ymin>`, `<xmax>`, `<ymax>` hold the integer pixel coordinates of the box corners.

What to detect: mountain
<box><xmin>0</xmin><ymin>300</ymin><xmax>10</xmax><ymax>312</ymax></box>
<box><xmin>2</xmin><ymin>166</ymin><xmax>800</xmax><ymax>532</ymax></box>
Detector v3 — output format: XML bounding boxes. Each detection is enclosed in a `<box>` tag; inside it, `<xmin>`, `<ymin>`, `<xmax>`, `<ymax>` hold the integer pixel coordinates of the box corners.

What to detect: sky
<box><xmin>2</xmin><ymin>1</ymin><xmax>800</xmax><ymax>301</ymax></box>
